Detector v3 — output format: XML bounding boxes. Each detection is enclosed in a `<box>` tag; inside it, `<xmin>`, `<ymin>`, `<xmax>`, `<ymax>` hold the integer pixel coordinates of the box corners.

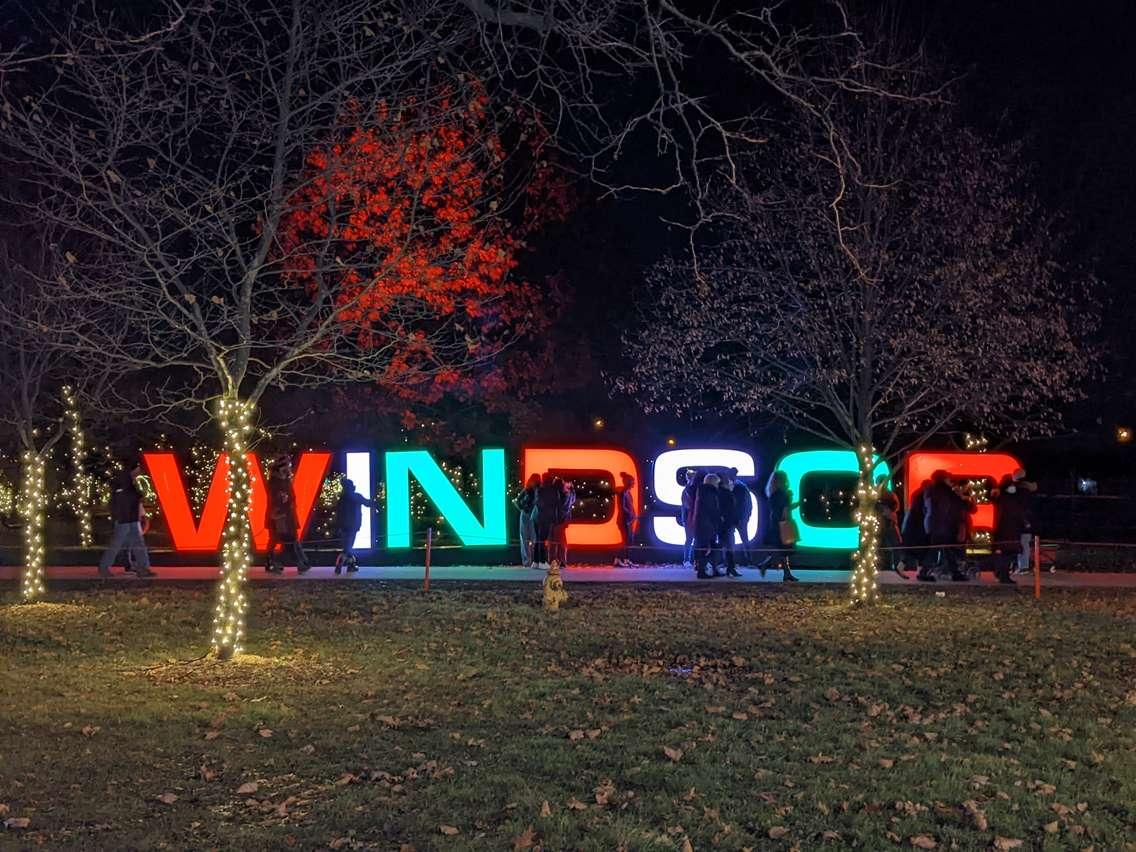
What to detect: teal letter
<box><xmin>385</xmin><ymin>448</ymin><xmax>507</xmax><ymax>548</ymax></box>
<box><xmin>774</xmin><ymin>450</ymin><xmax>890</xmax><ymax>550</ymax></box>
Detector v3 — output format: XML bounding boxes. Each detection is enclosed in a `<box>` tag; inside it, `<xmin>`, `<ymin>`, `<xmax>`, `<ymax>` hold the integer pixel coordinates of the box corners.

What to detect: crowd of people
<box><xmin>889</xmin><ymin>467</ymin><xmax>1037</xmax><ymax>584</ymax></box>
<box><xmin>90</xmin><ymin>454</ymin><xmax>1038</xmax><ymax>583</ymax></box>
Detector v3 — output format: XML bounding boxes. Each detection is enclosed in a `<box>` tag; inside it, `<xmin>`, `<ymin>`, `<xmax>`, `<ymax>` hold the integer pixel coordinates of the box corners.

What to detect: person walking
<box><xmin>718</xmin><ymin>474</ymin><xmax>742</xmax><ymax>577</ymax></box>
<box><xmin>876</xmin><ymin>478</ymin><xmax>906</xmax><ymax>578</ymax></box>
<box><xmin>614</xmin><ymin>472</ymin><xmax>638</xmax><ymax>567</ymax></box>
<box><xmin>922</xmin><ymin>470</ymin><xmax>968</xmax><ymax>582</ymax></box>
<box><xmin>264</xmin><ymin>457</ymin><xmax>310</xmax><ymax>575</ymax></box>
<box><xmin>729</xmin><ymin>468</ymin><xmax>754</xmax><ymax>569</ymax></box>
<box><xmin>680</xmin><ymin>469</ymin><xmax>701</xmax><ymax>569</ymax></box>
<box><xmin>333</xmin><ymin>478</ymin><xmax>375</xmax><ymax>574</ymax></box>
<box><xmin>1009</xmin><ymin>468</ymin><xmax>1038</xmax><ymax>575</ymax></box>
<box><xmin>692</xmin><ymin>472</ymin><xmax>723</xmax><ymax>578</ymax></box>
<box><xmin>761</xmin><ymin>470</ymin><xmax>799</xmax><ymax>582</ymax></box>
<box><xmin>513</xmin><ymin>474</ymin><xmax>540</xmax><ymax>568</ymax></box>
<box><xmin>97</xmin><ymin>459</ymin><xmax>155</xmax><ymax>578</ymax></box>
<box><xmin>531</xmin><ymin>473</ymin><xmax>560</xmax><ymax>570</ymax></box>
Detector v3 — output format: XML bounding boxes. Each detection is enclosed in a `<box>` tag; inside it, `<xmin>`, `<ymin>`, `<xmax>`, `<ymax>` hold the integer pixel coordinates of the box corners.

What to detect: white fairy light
<box><xmin>211</xmin><ymin>397</ymin><xmax>253</xmax><ymax>660</ymax></box>
<box><xmin>849</xmin><ymin>444</ymin><xmax>880</xmax><ymax>605</ymax></box>
<box><xmin>62</xmin><ymin>385</ymin><xmax>94</xmax><ymax>547</ymax></box>
<box><xmin>20</xmin><ymin>450</ymin><xmax>47</xmax><ymax>601</ymax></box>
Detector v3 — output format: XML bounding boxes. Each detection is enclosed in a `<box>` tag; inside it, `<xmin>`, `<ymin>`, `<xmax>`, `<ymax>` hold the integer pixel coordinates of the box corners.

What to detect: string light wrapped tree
<box><xmin>61</xmin><ymin>385</ymin><xmax>95</xmax><ymax>549</ymax></box>
<box><xmin>620</xmin><ymin>63</ymin><xmax>1097</xmax><ymax>604</ymax></box>
<box><xmin>0</xmin><ymin>237</ymin><xmax>111</xmax><ymax>602</ymax></box>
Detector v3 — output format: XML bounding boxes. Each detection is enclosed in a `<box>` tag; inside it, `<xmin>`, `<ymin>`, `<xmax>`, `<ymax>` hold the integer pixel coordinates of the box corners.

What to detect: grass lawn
<box><xmin>1</xmin><ymin>582</ymin><xmax>1135</xmax><ymax>851</ymax></box>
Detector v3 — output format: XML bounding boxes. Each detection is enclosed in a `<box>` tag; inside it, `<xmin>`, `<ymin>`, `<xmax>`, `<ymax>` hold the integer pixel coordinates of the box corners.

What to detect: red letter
<box><xmin>143</xmin><ymin>452</ymin><xmax>331</xmax><ymax>552</ymax></box>
<box><xmin>522</xmin><ymin>447</ymin><xmax>640</xmax><ymax>546</ymax></box>
<box><xmin>905</xmin><ymin>451</ymin><xmax>1021</xmax><ymax>532</ymax></box>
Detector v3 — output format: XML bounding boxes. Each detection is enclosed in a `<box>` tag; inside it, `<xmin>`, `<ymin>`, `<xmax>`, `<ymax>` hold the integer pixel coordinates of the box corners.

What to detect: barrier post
<box><xmin>1032</xmin><ymin>535</ymin><xmax>1041</xmax><ymax>600</ymax></box>
<box><xmin>423</xmin><ymin>526</ymin><xmax>434</xmax><ymax>592</ymax></box>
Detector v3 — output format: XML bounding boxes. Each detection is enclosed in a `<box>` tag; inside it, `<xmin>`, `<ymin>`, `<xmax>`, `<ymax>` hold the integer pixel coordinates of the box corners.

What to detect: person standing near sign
<box><xmin>97</xmin><ymin>458</ymin><xmax>155</xmax><ymax>578</ymax></box>
<box><xmin>334</xmin><ymin>478</ymin><xmax>375</xmax><ymax>574</ymax></box>
<box><xmin>614</xmin><ymin>472</ymin><xmax>638</xmax><ymax>567</ymax></box>
<box><xmin>761</xmin><ymin>470</ymin><xmax>799</xmax><ymax>582</ymax></box>
<box><xmin>513</xmin><ymin>474</ymin><xmax>540</xmax><ymax>568</ymax></box>
<box><xmin>264</xmin><ymin>457</ymin><xmax>310</xmax><ymax>575</ymax></box>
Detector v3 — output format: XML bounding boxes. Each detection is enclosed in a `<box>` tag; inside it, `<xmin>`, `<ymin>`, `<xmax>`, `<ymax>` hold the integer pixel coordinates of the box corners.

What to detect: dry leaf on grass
<box><xmin>204</xmin><ymin>730</ymin><xmax>221</xmax><ymax>741</ymax></box>
<box><xmin>680</xmin><ymin>838</ymin><xmax>694</xmax><ymax>852</ymax></box>
<box><xmin>439</xmin><ymin>824</ymin><xmax>459</xmax><ymax>836</ymax></box>
<box><xmin>768</xmin><ymin>826</ymin><xmax>789</xmax><ymax>839</ymax></box>
<box><xmin>1043</xmin><ymin>821</ymin><xmax>1060</xmax><ymax>834</ymax></box>
<box><xmin>993</xmin><ymin>838</ymin><xmax>1023</xmax><ymax>850</ymax></box>
<box><xmin>566</xmin><ymin>796</ymin><xmax>588</xmax><ymax>811</ymax></box>
<box><xmin>663</xmin><ymin>745</ymin><xmax>683</xmax><ymax>762</ymax></box>
<box><xmin>879</xmin><ymin>758</ymin><xmax>894</xmax><ymax>769</ymax></box>
<box><xmin>157</xmin><ymin>793</ymin><xmax>178</xmax><ymax>805</ymax></box>
<box><xmin>199</xmin><ymin>764</ymin><xmax>219</xmax><ymax>782</ymax></box>
<box><xmin>539</xmin><ymin>800</ymin><xmax>551</xmax><ymax>817</ymax></box>
<box><xmin>567</xmin><ymin>729</ymin><xmax>585</xmax><ymax>741</ymax></box>
<box><xmin>910</xmin><ymin>835</ymin><xmax>936</xmax><ymax>849</ymax></box>
<box><xmin>512</xmin><ymin>826</ymin><xmax>537</xmax><ymax>850</ymax></box>
<box><xmin>81</xmin><ymin>725</ymin><xmax>100</xmax><ymax>737</ymax></box>
<box><xmin>962</xmin><ymin>800</ymin><xmax>988</xmax><ymax>831</ymax></box>
<box><xmin>0</xmin><ymin>805</ymin><xmax>8</xmax><ymax>816</ymax></box>
<box><xmin>236</xmin><ymin>782</ymin><xmax>259</xmax><ymax>795</ymax></box>
<box><xmin>3</xmin><ymin>817</ymin><xmax>30</xmax><ymax>829</ymax></box>
<box><xmin>258</xmin><ymin>728</ymin><xmax>273</xmax><ymax>738</ymax></box>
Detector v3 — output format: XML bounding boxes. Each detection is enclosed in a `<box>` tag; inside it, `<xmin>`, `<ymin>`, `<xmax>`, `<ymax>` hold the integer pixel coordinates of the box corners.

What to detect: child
<box><xmin>334</xmin><ymin>478</ymin><xmax>375</xmax><ymax>574</ymax></box>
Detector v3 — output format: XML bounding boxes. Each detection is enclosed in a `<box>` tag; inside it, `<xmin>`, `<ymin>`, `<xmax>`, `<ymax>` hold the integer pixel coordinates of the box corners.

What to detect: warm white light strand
<box><xmin>20</xmin><ymin>450</ymin><xmax>47</xmax><ymax>602</ymax></box>
<box><xmin>62</xmin><ymin>385</ymin><xmax>94</xmax><ymax>548</ymax></box>
<box><xmin>849</xmin><ymin>444</ymin><xmax>880</xmax><ymax>605</ymax></box>
<box><xmin>212</xmin><ymin>397</ymin><xmax>253</xmax><ymax>659</ymax></box>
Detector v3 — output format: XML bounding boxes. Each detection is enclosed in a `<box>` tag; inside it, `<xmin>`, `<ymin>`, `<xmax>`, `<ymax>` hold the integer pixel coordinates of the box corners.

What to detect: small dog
<box><xmin>542</xmin><ymin>560</ymin><xmax>569</xmax><ymax>611</ymax></box>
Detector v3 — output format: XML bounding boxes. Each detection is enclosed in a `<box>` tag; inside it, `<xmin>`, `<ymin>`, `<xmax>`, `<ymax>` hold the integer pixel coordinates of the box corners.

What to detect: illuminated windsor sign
<box><xmin>140</xmin><ymin>446</ymin><xmax>1023</xmax><ymax>554</ymax></box>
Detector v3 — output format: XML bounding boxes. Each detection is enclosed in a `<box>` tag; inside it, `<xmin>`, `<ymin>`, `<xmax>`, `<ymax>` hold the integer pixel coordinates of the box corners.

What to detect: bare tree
<box><xmin>0</xmin><ymin>234</ymin><xmax>111</xmax><ymax>601</ymax></box>
<box><xmin>620</xmin><ymin>87</ymin><xmax>1098</xmax><ymax>602</ymax></box>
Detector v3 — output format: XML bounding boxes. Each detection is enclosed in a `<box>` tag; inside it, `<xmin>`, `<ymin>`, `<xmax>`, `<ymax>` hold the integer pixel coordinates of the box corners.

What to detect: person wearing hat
<box><xmin>264</xmin><ymin>456</ymin><xmax>310</xmax><ymax>575</ymax></box>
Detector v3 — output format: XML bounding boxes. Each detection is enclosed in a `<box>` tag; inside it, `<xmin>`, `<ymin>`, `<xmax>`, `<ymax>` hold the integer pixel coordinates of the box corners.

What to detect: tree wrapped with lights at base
<box><xmin>0</xmin><ymin>236</ymin><xmax>111</xmax><ymax>602</ymax></box>
<box><xmin>621</xmin><ymin>47</ymin><xmax>1097</xmax><ymax>604</ymax></box>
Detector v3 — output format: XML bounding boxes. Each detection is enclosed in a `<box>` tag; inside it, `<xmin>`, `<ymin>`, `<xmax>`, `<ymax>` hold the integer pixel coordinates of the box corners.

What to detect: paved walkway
<box><xmin>1</xmin><ymin>563</ymin><xmax>1134</xmax><ymax>589</ymax></box>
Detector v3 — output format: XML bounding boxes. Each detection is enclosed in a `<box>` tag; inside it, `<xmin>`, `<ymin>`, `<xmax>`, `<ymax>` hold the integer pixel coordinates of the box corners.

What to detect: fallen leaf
<box><xmin>962</xmin><ymin>800</ymin><xmax>988</xmax><ymax>831</ymax></box>
<box><xmin>878</xmin><ymin>759</ymin><xmax>894</xmax><ymax>769</ymax></box>
<box><xmin>512</xmin><ymin>826</ymin><xmax>537</xmax><ymax>850</ymax></box>
<box><xmin>993</xmin><ymin>839</ymin><xmax>1023</xmax><ymax>850</ymax></box>
<box><xmin>335</xmin><ymin>773</ymin><xmax>357</xmax><ymax>786</ymax></box>
<box><xmin>566</xmin><ymin>796</ymin><xmax>587</xmax><ymax>811</ymax></box>
<box><xmin>199</xmin><ymin>764</ymin><xmax>219</xmax><ymax>782</ymax></box>
<box><xmin>663</xmin><ymin>745</ymin><xmax>684</xmax><ymax>762</ymax></box>
<box><xmin>3</xmin><ymin>818</ymin><xmax>30</xmax><ymax>829</ymax></box>
<box><xmin>539</xmin><ymin>800</ymin><xmax>551</xmax><ymax>817</ymax></box>
<box><xmin>81</xmin><ymin>725</ymin><xmax>100</xmax><ymax>737</ymax></box>
<box><xmin>236</xmin><ymin>782</ymin><xmax>258</xmax><ymax>795</ymax></box>
<box><xmin>204</xmin><ymin>730</ymin><xmax>221</xmax><ymax>741</ymax></box>
<box><xmin>568</xmin><ymin>729</ymin><xmax>585</xmax><ymax>741</ymax></box>
<box><xmin>910</xmin><ymin>836</ymin><xmax>936</xmax><ymax>849</ymax></box>
<box><xmin>824</xmin><ymin>687</ymin><xmax>841</xmax><ymax>701</ymax></box>
<box><xmin>0</xmin><ymin>805</ymin><xmax>7</xmax><ymax>816</ymax></box>
<box><xmin>822</xmin><ymin>830</ymin><xmax>841</xmax><ymax>841</ymax></box>
<box><xmin>258</xmin><ymin>728</ymin><xmax>273</xmax><ymax>738</ymax></box>
<box><xmin>439</xmin><ymin>824</ymin><xmax>459</xmax><ymax>836</ymax></box>
<box><xmin>768</xmin><ymin>826</ymin><xmax>789</xmax><ymax>839</ymax></box>
<box><xmin>1043</xmin><ymin>822</ymin><xmax>1060</xmax><ymax>834</ymax></box>
<box><xmin>157</xmin><ymin>793</ymin><xmax>178</xmax><ymax>805</ymax></box>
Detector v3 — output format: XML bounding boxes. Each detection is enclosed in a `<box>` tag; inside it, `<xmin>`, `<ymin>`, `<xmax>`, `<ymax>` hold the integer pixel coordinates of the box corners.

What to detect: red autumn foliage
<box><xmin>279</xmin><ymin>89</ymin><xmax>574</xmax><ymax>416</ymax></box>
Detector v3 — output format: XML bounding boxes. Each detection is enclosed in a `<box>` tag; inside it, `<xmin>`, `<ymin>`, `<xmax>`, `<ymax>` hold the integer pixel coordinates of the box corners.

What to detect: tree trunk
<box><xmin>19</xmin><ymin>449</ymin><xmax>47</xmax><ymax>602</ymax></box>
<box><xmin>849</xmin><ymin>444</ymin><xmax>880</xmax><ymax>605</ymax></box>
<box><xmin>63</xmin><ymin>386</ymin><xmax>94</xmax><ymax>548</ymax></box>
<box><xmin>212</xmin><ymin>397</ymin><xmax>254</xmax><ymax>660</ymax></box>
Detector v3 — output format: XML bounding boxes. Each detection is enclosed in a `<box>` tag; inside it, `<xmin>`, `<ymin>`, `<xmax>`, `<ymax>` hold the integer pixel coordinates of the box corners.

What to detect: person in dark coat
<box><xmin>729</xmin><ymin>468</ymin><xmax>754</xmax><ymax>569</ymax></box>
<box><xmin>551</xmin><ymin>478</ymin><xmax>576</xmax><ymax>567</ymax></box>
<box><xmin>334</xmin><ymin>478</ymin><xmax>375</xmax><ymax>574</ymax></box>
<box><xmin>901</xmin><ymin>479</ymin><xmax>930</xmax><ymax>577</ymax></box>
<box><xmin>692</xmin><ymin>473</ymin><xmax>723</xmax><ymax>578</ymax></box>
<box><xmin>531</xmin><ymin>473</ymin><xmax>561</xmax><ymax>570</ymax></box>
<box><xmin>513</xmin><ymin>473</ymin><xmax>540</xmax><ymax>568</ymax></box>
<box><xmin>264</xmin><ymin>457</ymin><xmax>310</xmax><ymax>575</ymax></box>
<box><xmin>760</xmin><ymin>470</ymin><xmax>799</xmax><ymax>581</ymax></box>
<box><xmin>921</xmin><ymin>470</ymin><xmax>968</xmax><ymax>582</ymax></box>
<box><xmin>680</xmin><ymin>469</ymin><xmax>702</xmax><ymax>568</ymax></box>
<box><xmin>875</xmin><ymin>478</ymin><xmax>906</xmax><ymax>578</ymax></box>
<box><xmin>991</xmin><ymin>474</ymin><xmax>1030</xmax><ymax>584</ymax></box>
<box><xmin>614</xmin><ymin>473</ymin><xmax>638</xmax><ymax>567</ymax></box>
<box><xmin>1009</xmin><ymin>468</ymin><xmax>1038</xmax><ymax>574</ymax></box>
<box><xmin>718</xmin><ymin>474</ymin><xmax>742</xmax><ymax>577</ymax></box>
<box><xmin>97</xmin><ymin>459</ymin><xmax>155</xmax><ymax>578</ymax></box>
